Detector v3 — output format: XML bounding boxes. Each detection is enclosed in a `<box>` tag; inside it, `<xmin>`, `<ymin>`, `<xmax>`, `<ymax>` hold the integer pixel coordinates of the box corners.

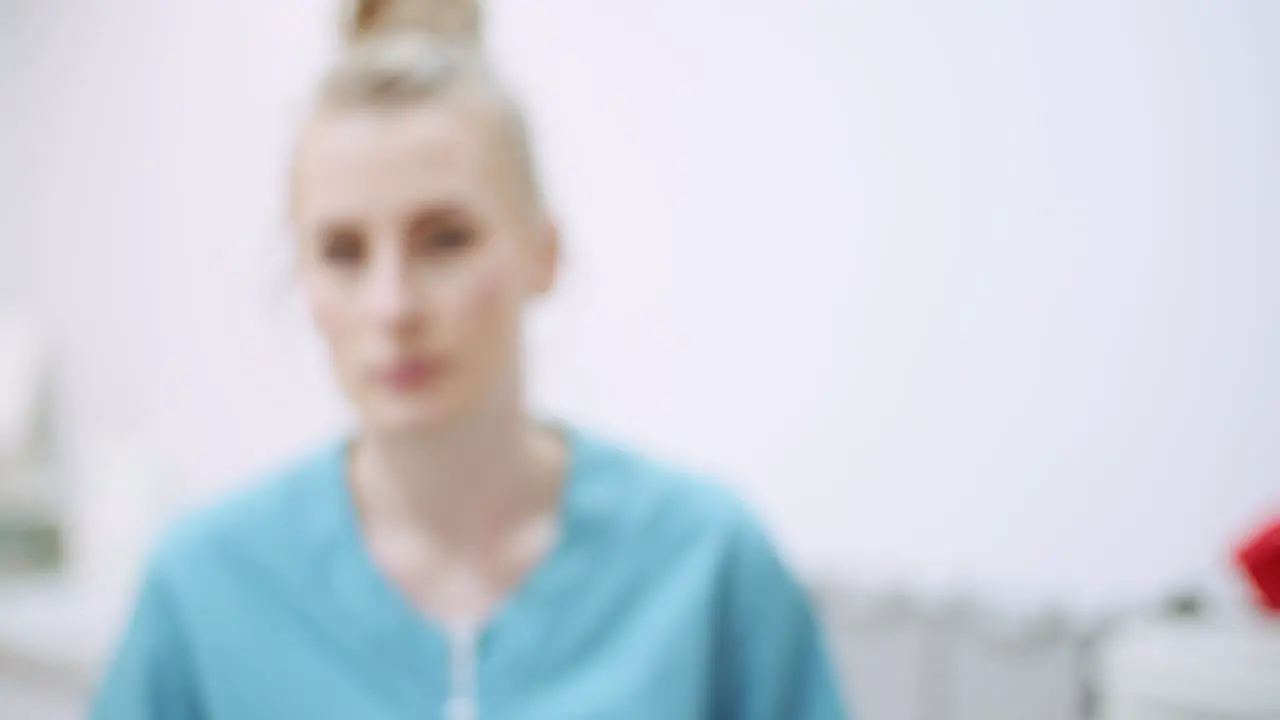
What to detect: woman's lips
<box><xmin>381</xmin><ymin>357</ymin><xmax>444</xmax><ymax>391</ymax></box>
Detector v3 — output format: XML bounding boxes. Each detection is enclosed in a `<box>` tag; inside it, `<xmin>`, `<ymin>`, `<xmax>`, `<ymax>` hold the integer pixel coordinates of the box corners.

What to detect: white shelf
<box><xmin>0</xmin><ymin>577</ymin><xmax>118</xmax><ymax>690</ymax></box>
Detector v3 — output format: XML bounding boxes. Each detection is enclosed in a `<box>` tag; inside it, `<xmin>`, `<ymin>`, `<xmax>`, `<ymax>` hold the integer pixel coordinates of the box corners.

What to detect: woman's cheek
<box><xmin>453</xmin><ymin>258</ymin><xmax>524</xmax><ymax>358</ymax></box>
<box><xmin>308</xmin><ymin>280</ymin><xmax>364</xmax><ymax>392</ymax></box>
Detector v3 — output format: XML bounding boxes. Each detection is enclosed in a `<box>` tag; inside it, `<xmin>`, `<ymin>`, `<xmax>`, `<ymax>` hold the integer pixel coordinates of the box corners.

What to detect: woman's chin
<box><xmin>364</xmin><ymin>390</ymin><xmax>463</xmax><ymax>435</ymax></box>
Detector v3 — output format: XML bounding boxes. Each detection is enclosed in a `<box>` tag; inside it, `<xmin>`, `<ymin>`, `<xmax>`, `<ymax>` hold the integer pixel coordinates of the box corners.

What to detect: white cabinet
<box><xmin>1099</xmin><ymin>618</ymin><xmax>1280</xmax><ymax>720</ymax></box>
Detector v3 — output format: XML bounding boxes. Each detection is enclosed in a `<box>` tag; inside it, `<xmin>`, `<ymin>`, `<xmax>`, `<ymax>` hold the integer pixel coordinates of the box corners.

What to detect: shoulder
<box><xmin>145</xmin><ymin>440</ymin><xmax>346</xmax><ymax>592</ymax></box>
<box><xmin>569</xmin><ymin>428</ymin><xmax>776</xmax><ymax>562</ymax></box>
<box><xmin>574</xmin><ymin>429</ymin><xmax>817</xmax><ymax>620</ymax></box>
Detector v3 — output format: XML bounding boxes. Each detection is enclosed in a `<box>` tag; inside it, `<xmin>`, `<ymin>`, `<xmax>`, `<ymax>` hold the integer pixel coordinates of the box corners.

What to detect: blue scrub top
<box><xmin>93</xmin><ymin>428</ymin><xmax>850</xmax><ymax>719</ymax></box>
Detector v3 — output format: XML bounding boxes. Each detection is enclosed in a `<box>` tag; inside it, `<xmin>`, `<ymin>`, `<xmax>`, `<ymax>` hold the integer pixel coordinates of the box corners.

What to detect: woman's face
<box><xmin>293</xmin><ymin>99</ymin><xmax>556</xmax><ymax>433</ymax></box>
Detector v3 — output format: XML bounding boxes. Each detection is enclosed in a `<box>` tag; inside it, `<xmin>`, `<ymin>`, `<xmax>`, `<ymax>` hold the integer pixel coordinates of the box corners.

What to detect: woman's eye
<box><xmin>320</xmin><ymin>230</ymin><xmax>365</xmax><ymax>266</ymax></box>
<box><xmin>413</xmin><ymin>225</ymin><xmax>476</xmax><ymax>255</ymax></box>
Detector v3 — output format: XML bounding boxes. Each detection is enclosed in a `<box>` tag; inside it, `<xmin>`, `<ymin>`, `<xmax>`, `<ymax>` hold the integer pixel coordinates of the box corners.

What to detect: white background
<box><xmin>2</xmin><ymin>0</ymin><xmax>1276</xmax><ymax>607</ymax></box>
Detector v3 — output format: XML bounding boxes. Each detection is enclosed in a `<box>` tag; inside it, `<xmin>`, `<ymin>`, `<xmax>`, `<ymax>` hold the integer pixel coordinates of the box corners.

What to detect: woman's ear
<box><xmin>527</xmin><ymin>214</ymin><xmax>560</xmax><ymax>298</ymax></box>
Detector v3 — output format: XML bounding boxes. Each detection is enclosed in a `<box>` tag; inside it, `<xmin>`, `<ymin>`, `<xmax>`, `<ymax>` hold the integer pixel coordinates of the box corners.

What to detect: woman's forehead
<box><xmin>294</xmin><ymin>101</ymin><xmax>515</xmax><ymax>219</ymax></box>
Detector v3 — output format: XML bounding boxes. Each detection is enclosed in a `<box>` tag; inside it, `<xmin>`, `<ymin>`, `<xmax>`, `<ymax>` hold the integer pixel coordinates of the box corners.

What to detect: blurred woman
<box><xmin>93</xmin><ymin>1</ymin><xmax>848</xmax><ymax>717</ymax></box>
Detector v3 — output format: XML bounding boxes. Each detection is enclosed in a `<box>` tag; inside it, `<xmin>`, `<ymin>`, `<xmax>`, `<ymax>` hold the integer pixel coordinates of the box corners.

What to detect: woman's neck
<box><xmin>350</xmin><ymin>398</ymin><xmax>565</xmax><ymax>553</ymax></box>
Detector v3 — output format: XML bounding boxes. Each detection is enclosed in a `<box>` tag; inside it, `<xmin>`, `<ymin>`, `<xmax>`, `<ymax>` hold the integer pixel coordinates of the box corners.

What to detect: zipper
<box><xmin>444</xmin><ymin>621</ymin><xmax>480</xmax><ymax>720</ymax></box>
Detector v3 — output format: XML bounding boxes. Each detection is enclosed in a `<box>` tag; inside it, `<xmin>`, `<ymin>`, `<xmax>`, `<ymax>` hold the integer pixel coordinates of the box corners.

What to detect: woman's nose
<box><xmin>367</xmin><ymin>252</ymin><xmax>420</xmax><ymax>326</ymax></box>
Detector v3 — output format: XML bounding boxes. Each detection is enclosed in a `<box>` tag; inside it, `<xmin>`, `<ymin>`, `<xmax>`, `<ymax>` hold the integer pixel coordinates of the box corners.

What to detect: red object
<box><xmin>1236</xmin><ymin>515</ymin><xmax>1280</xmax><ymax>613</ymax></box>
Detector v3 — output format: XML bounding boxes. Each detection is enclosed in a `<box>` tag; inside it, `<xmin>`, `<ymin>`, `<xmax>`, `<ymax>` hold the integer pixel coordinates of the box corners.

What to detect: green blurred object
<box><xmin>0</xmin><ymin>508</ymin><xmax>63</xmax><ymax>575</ymax></box>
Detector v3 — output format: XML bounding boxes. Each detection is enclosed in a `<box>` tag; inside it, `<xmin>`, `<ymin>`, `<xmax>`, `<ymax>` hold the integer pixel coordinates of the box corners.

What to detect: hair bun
<box><xmin>347</xmin><ymin>0</ymin><xmax>482</xmax><ymax>45</ymax></box>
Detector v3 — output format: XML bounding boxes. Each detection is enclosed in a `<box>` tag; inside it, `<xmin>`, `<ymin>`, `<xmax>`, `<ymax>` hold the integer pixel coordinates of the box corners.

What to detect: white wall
<box><xmin>8</xmin><ymin>0</ymin><xmax>1278</xmax><ymax>606</ymax></box>
<box><xmin>0</xmin><ymin>1</ymin><xmax>32</xmax><ymax>303</ymax></box>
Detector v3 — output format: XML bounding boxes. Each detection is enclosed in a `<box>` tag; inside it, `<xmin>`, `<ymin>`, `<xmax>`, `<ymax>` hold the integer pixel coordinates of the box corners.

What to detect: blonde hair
<box><xmin>299</xmin><ymin>0</ymin><xmax>543</xmax><ymax>207</ymax></box>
